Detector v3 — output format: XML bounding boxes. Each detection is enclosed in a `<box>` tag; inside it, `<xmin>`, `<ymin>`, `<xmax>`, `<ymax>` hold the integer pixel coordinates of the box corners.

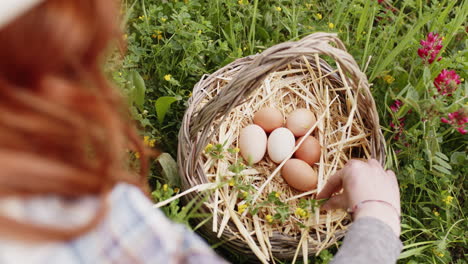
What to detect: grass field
<box><xmin>113</xmin><ymin>0</ymin><xmax>467</xmax><ymax>263</ymax></box>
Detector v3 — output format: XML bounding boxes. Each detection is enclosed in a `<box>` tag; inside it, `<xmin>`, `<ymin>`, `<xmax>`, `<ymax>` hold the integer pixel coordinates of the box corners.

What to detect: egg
<box><xmin>239</xmin><ymin>124</ymin><xmax>267</xmax><ymax>164</ymax></box>
<box><xmin>294</xmin><ymin>136</ymin><xmax>321</xmax><ymax>165</ymax></box>
<box><xmin>281</xmin><ymin>159</ymin><xmax>318</xmax><ymax>191</ymax></box>
<box><xmin>267</xmin><ymin>127</ymin><xmax>295</xmax><ymax>163</ymax></box>
<box><xmin>253</xmin><ymin>107</ymin><xmax>284</xmax><ymax>133</ymax></box>
<box><xmin>286</xmin><ymin>108</ymin><xmax>317</xmax><ymax>137</ymax></box>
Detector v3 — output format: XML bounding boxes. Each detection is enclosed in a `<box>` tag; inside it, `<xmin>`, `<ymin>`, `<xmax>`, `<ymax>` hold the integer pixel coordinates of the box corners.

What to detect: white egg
<box><xmin>239</xmin><ymin>124</ymin><xmax>267</xmax><ymax>164</ymax></box>
<box><xmin>267</xmin><ymin>127</ymin><xmax>295</xmax><ymax>163</ymax></box>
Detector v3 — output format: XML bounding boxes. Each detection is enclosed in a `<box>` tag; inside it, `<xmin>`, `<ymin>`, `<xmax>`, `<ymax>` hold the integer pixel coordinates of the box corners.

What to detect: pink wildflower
<box><xmin>390</xmin><ymin>100</ymin><xmax>402</xmax><ymax>112</ymax></box>
<box><xmin>390</xmin><ymin>117</ymin><xmax>405</xmax><ymax>140</ymax></box>
<box><xmin>440</xmin><ymin>117</ymin><xmax>450</xmax><ymax>124</ymax></box>
<box><xmin>441</xmin><ymin>109</ymin><xmax>468</xmax><ymax>135</ymax></box>
<box><xmin>417</xmin><ymin>32</ymin><xmax>443</xmax><ymax>64</ymax></box>
<box><xmin>434</xmin><ymin>69</ymin><xmax>461</xmax><ymax>96</ymax></box>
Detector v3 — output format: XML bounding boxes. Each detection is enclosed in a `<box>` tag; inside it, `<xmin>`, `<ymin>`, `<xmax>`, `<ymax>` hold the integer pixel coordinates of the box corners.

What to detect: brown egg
<box><xmin>253</xmin><ymin>107</ymin><xmax>284</xmax><ymax>133</ymax></box>
<box><xmin>286</xmin><ymin>108</ymin><xmax>316</xmax><ymax>137</ymax></box>
<box><xmin>294</xmin><ymin>136</ymin><xmax>321</xmax><ymax>165</ymax></box>
<box><xmin>281</xmin><ymin>159</ymin><xmax>318</xmax><ymax>191</ymax></box>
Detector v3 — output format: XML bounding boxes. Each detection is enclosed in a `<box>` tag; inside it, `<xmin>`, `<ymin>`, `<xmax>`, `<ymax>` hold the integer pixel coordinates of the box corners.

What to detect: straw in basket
<box><xmin>177</xmin><ymin>32</ymin><xmax>385</xmax><ymax>263</ymax></box>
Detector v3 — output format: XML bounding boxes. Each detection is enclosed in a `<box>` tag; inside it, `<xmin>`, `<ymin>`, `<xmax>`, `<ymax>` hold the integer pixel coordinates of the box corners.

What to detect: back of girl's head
<box><xmin>0</xmin><ymin>0</ymin><xmax>149</xmax><ymax>240</ymax></box>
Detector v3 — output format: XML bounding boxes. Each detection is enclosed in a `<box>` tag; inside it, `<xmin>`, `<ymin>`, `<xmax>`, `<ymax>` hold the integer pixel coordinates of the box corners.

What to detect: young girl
<box><xmin>0</xmin><ymin>1</ymin><xmax>402</xmax><ymax>263</ymax></box>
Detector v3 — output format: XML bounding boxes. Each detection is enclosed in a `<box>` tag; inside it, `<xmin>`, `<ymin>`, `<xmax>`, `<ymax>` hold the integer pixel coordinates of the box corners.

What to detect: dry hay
<box><xmin>176</xmin><ymin>33</ymin><xmax>384</xmax><ymax>263</ymax></box>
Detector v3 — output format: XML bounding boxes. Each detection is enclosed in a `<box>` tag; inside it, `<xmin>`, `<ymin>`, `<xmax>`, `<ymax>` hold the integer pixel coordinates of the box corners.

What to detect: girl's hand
<box><xmin>317</xmin><ymin>159</ymin><xmax>401</xmax><ymax>236</ymax></box>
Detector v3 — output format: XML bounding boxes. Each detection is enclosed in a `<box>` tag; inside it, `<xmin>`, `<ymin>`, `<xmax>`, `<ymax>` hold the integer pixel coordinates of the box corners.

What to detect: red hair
<box><xmin>0</xmin><ymin>0</ymin><xmax>149</xmax><ymax>240</ymax></box>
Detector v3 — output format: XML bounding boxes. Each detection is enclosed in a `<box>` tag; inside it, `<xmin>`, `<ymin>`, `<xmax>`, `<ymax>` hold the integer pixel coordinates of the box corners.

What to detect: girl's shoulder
<box><xmin>0</xmin><ymin>183</ymin><xmax>226</xmax><ymax>264</ymax></box>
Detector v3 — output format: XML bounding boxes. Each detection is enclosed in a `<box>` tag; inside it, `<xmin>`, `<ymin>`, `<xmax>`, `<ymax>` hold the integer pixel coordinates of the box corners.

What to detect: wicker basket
<box><xmin>178</xmin><ymin>33</ymin><xmax>385</xmax><ymax>263</ymax></box>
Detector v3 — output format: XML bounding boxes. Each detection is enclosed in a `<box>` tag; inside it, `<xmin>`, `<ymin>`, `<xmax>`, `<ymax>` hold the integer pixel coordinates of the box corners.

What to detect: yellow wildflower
<box><xmin>442</xmin><ymin>195</ymin><xmax>453</xmax><ymax>205</ymax></box>
<box><xmin>123</xmin><ymin>34</ymin><xmax>128</xmax><ymax>40</ymax></box>
<box><xmin>316</xmin><ymin>13</ymin><xmax>323</xmax><ymax>20</ymax></box>
<box><xmin>265</xmin><ymin>214</ymin><xmax>273</xmax><ymax>223</ymax></box>
<box><xmin>328</xmin><ymin>22</ymin><xmax>335</xmax><ymax>29</ymax></box>
<box><xmin>238</xmin><ymin>0</ymin><xmax>247</xmax><ymax>5</ymax></box>
<box><xmin>383</xmin><ymin>74</ymin><xmax>395</xmax><ymax>84</ymax></box>
<box><xmin>138</xmin><ymin>15</ymin><xmax>145</xmax><ymax>20</ymax></box>
<box><xmin>433</xmin><ymin>209</ymin><xmax>440</xmax><ymax>217</ymax></box>
<box><xmin>143</xmin><ymin>136</ymin><xmax>156</xmax><ymax>147</ymax></box>
<box><xmin>275</xmin><ymin>6</ymin><xmax>282</xmax><ymax>12</ymax></box>
<box><xmin>237</xmin><ymin>203</ymin><xmax>248</xmax><ymax>214</ymax></box>
<box><xmin>204</xmin><ymin>143</ymin><xmax>213</xmax><ymax>153</ymax></box>
<box><xmin>305</xmin><ymin>4</ymin><xmax>312</xmax><ymax>9</ymax></box>
<box><xmin>134</xmin><ymin>152</ymin><xmax>140</xmax><ymax>159</ymax></box>
<box><xmin>152</xmin><ymin>34</ymin><xmax>157</xmax><ymax>38</ymax></box>
<box><xmin>184</xmin><ymin>0</ymin><xmax>189</xmax><ymax>3</ymax></box>
<box><xmin>161</xmin><ymin>17</ymin><xmax>167</xmax><ymax>22</ymax></box>
<box><xmin>295</xmin><ymin>208</ymin><xmax>308</xmax><ymax>218</ymax></box>
<box><xmin>198</xmin><ymin>29</ymin><xmax>202</xmax><ymax>35</ymax></box>
<box><xmin>157</xmin><ymin>34</ymin><xmax>163</xmax><ymax>40</ymax></box>
<box><xmin>229</xmin><ymin>178</ymin><xmax>235</xmax><ymax>187</ymax></box>
<box><xmin>164</xmin><ymin>74</ymin><xmax>172</xmax><ymax>81</ymax></box>
<box><xmin>163</xmin><ymin>184</ymin><xmax>168</xmax><ymax>192</ymax></box>
<box><xmin>174</xmin><ymin>188</ymin><xmax>180</xmax><ymax>193</ymax></box>
<box><xmin>118</xmin><ymin>72</ymin><xmax>122</xmax><ymax>76</ymax></box>
<box><xmin>242</xmin><ymin>191</ymin><xmax>249</xmax><ymax>199</ymax></box>
<box><xmin>432</xmin><ymin>248</ymin><xmax>445</xmax><ymax>257</ymax></box>
<box><xmin>275</xmin><ymin>192</ymin><xmax>281</xmax><ymax>198</ymax></box>
<box><xmin>233</xmin><ymin>147</ymin><xmax>240</xmax><ymax>153</ymax></box>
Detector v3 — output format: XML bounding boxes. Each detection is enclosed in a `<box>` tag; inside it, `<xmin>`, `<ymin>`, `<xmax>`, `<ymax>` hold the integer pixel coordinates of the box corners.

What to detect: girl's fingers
<box><xmin>316</xmin><ymin>169</ymin><xmax>344</xmax><ymax>199</ymax></box>
<box><xmin>321</xmin><ymin>194</ymin><xmax>347</xmax><ymax>211</ymax></box>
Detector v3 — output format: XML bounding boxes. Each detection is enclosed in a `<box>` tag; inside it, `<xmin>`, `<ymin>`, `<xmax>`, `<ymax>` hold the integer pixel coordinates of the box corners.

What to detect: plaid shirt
<box><xmin>0</xmin><ymin>184</ymin><xmax>227</xmax><ymax>264</ymax></box>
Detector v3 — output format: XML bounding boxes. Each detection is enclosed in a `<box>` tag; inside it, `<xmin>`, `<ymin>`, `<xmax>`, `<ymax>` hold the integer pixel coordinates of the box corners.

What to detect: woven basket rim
<box><xmin>177</xmin><ymin>32</ymin><xmax>385</xmax><ymax>262</ymax></box>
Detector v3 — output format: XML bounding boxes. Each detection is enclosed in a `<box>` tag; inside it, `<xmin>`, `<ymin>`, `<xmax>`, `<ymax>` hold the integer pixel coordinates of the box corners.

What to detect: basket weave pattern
<box><xmin>178</xmin><ymin>33</ymin><xmax>385</xmax><ymax>262</ymax></box>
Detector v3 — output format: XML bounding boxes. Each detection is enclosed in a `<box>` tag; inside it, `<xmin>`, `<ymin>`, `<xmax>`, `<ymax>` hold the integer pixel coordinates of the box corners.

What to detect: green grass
<box><xmin>113</xmin><ymin>0</ymin><xmax>467</xmax><ymax>263</ymax></box>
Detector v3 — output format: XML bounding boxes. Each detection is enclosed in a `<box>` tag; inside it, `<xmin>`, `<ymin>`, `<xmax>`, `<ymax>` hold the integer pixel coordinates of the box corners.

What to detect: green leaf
<box><xmin>434</xmin><ymin>152</ymin><xmax>449</xmax><ymax>161</ymax></box>
<box><xmin>402</xmin><ymin>98</ymin><xmax>421</xmax><ymax>115</ymax></box>
<box><xmin>399</xmin><ymin>245</ymin><xmax>433</xmax><ymax>259</ymax></box>
<box><xmin>155</xmin><ymin>96</ymin><xmax>180</xmax><ymax>124</ymax></box>
<box><xmin>256</xmin><ymin>26</ymin><xmax>270</xmax><ymax>42</ymax></box>
<box><xmin>356</xmin><ymin>0</ymin><xmax>372</xmax><ymax>42</ymax></box>
<box><xmin>433</xmin><ymin>156</ymin><xmax>452</xmax><ymax>170</ymax></box>
<box><xmin>156</xmin><ymin>153</ymin><xmax>180</xmax><ymax>187</ymax></box>
<box><xmin>422</xmin><ymin>67</ymin><xmax>432</xmax><ymax>84</ymax></box>
<box><xmin>450</xmin><ymin>152</ymin><xmax>466</xmax><ymax>165</ymax></box>
<box><xmin>433</xmin><ymin>165</ymin><xmax>451</xmax><ymax>175</ymax></box>
<box><xmin>130</xmin><ymin>70</ymin><xmax>146</xmax><ymax>110</ymax></box>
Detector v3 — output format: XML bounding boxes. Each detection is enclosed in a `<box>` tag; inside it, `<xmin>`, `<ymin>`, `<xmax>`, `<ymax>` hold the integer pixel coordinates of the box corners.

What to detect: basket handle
<box><xmin>189</xmin><ymin>32</ymin><xmax>384</xmax><ymax>163</ymax></box>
